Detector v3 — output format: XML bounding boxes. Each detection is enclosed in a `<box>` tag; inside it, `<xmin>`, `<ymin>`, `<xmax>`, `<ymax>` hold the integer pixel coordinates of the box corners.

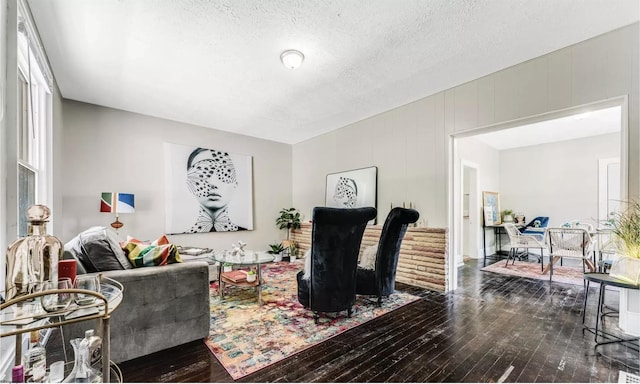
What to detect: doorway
<box><xmin>449</xmin><ymin>99</ymin><xmax>627</xmax><ymax>291</ymax></box>
<box><xmin>461</xmin><ymin>161</ymin><xmax>479</xmax><ymax>266</ymax></box>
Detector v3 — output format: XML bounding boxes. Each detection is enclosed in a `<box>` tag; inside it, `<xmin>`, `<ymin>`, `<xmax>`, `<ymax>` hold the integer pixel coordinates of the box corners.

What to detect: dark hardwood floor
<box><xmin>113</xmin><ymin>259</ymin><xmax>639</xmax><ymax>382</ymax></box>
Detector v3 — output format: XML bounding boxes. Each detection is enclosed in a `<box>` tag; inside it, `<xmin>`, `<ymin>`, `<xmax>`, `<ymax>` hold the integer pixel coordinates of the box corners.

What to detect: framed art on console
<box><xmin>164</xmin><ymin>143</ymin><xmax>253</xmax><ymax>234</ymax></box>
<box><xmin>325</xmin><ymin>166</ymin><xmax>377</xmax><ymax>213</ymax></box>
<box><xmin>482</xmin><ymin>191</ymin><xmax>501</xmax><ymax>226</ymax></box>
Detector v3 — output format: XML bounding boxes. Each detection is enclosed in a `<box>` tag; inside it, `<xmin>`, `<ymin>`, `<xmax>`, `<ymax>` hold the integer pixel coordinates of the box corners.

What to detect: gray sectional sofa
<box><xmin>62</xmin><ymin>226</ymin><xmax>210</xmax><ymax>363</ymax></box>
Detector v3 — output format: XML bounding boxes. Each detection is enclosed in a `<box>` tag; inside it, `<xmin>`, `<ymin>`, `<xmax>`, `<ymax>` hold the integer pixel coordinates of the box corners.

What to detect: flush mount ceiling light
<box><xmin>280</xmin><ymin>49</ymin><xmax>305</xmax><ymax>70</ymax></box>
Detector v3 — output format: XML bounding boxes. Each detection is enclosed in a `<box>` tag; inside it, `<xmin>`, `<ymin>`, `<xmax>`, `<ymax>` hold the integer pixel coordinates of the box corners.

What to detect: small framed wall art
<box><xmin>325</xmin><ymin>166</ymin><xmax>377</xmax><ymax>212</ymax></box>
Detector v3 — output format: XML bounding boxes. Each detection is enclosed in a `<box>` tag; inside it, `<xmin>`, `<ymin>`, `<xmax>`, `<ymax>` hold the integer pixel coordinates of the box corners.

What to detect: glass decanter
<box><xmin>63</xmin><ymin>338</ymin><xmax>102</xmax><ymax>383</ymax></box>
<box><xmin>5</xmin><ymin>205</ymin><xmax>62</xmax><ymax>302</ymax></box>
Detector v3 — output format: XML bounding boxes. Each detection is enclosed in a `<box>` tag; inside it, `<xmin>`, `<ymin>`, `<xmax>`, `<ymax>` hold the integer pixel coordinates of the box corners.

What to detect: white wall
<box><xmin>292</xmin><ymin>23</ymin><xmax>639</xmax><ymax>231</ymax></box>
<box><xmin>292</xmin><ymin>23</ymin><xmax>639</xmax><ymax>291</ymax></box>
<box><xmin>292</xmin><ymin>96</ymin><xmax>443</xmax><ymax>226</ymax></box>
<box><xmin>60</xmin><ymin>100</ymin><xmax>292</xmax><ymax>250</ymax></box>
<box><xmin>500</xmin><ymin>133</ymin><xmax>620</xmax><ymax>228</ymax></box>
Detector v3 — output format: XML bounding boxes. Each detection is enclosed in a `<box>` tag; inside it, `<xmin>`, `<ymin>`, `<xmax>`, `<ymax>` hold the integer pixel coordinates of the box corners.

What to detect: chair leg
<box><xmin>314</xmin><ymin>312</ymin><xmax>320</xmax><ymax>324</ymax></box>
<box><xmin>347</xmin><ymin>307</ymin><xmax>353</xmax><ymax>318</ymax></box>
<box><xmin>582</xmin><ymin>279</ymin><xmax>590</xmax><ymax>325</ymax></box>
<box><xmin>377</xmin><ymin>296</ymin><xmax>382</xmax><ymax>307</ymax></box>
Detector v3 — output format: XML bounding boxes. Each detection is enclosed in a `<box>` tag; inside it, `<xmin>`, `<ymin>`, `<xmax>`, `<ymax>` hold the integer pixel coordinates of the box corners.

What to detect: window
<box><xmin>16</xmin><ymin>12</ymin><xmax>52</xmax><ymax>237</ymax></box>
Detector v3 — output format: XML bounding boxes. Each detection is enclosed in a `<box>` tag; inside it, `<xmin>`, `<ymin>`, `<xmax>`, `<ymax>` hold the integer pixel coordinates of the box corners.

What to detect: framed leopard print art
<box><xmin>325</xmin><ymin>166</ymin><xmax>377</xmax><ymax>223</ymax></box>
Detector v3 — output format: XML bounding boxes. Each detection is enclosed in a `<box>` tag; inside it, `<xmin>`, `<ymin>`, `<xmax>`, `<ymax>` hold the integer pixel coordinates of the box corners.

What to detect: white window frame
<box><xmin>16</xmin><ymin>10</ymin><xmax>53</xmax><ymax>237</ymax></box>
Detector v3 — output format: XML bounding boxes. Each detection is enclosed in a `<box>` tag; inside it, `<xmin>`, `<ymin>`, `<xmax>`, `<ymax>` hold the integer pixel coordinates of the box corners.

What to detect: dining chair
<box><xmin>545</xmin><ymin>227</ymin><xmax>596</xmax><ymax>282</ymax></box>
<box><xmin>503</xmin><ymin>223</ymin><xmax>547</xmax><ymax>271</ymax></box>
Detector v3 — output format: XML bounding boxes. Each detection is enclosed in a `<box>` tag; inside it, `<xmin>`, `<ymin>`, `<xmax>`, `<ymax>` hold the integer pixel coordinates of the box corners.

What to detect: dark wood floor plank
<box><xmin>306</xmin><ymin>301</ymin><xmax>451</xmax><ymax>383</ymax></box>
<box><xmin>102</xmin><ymin>259</ymin><xmax>640</xmax><ymax>383</ymax></box>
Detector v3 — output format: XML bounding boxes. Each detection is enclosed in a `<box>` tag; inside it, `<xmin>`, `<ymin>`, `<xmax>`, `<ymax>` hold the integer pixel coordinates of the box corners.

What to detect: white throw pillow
<box><xmin>359</xmin><ymin>243</ymin><xmax>378</xmax><ymax>270</ymax></box>
<box><xmin>302</xmin><ymin>249</ymin><xmax>312</xmax><ymax>280</ymax></box>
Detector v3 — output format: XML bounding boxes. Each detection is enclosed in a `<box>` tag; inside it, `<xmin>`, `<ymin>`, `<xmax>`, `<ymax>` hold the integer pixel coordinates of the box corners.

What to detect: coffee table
<box><xmin>212</xmin><ymin>250</ymin><xmax>274</xmax><ymax>305</ymax></box>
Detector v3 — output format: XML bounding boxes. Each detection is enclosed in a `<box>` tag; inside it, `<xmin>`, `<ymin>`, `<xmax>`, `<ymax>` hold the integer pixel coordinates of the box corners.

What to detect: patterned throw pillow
<box><xmin>358</xmin><ymin>243</ymin><xmax>378</xmax><ymax>270</ymax></box>
<box><xmin>122</xmin><ymin>235</ymin><xmax>182</xmax><ymax>268</ymax></box>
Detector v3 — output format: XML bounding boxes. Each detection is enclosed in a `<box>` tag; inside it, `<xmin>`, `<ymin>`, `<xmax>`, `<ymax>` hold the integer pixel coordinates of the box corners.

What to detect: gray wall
<box><xmin>292</xmin><ymin>23</ymin><xmax>639</xmax><ymax>230</ymax></box>
<box><xmin>59</xmin><ymin>100</ymin><xmax>292</xmax><ymax>250</ymax></box>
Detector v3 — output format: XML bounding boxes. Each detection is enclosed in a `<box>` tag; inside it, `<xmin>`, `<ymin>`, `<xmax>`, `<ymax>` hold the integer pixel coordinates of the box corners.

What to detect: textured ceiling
<box><xmin>27</xmin><ymin>0</ymin><xmax>639</xmax><ymax>144</ymax></box>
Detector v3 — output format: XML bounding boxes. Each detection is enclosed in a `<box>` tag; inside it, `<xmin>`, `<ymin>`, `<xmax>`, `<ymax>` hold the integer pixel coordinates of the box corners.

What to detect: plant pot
<box><xmin>222</xmin><ymin>265</ymin><xmax>232</xmax><ymax>273</ymax></box>
<box><xmin>619</xmin><ymin>287</ymin><xmax>640</xmax><ymax>337</ymax></box>
<box><xmin>273</xmin><ymin>252</ymin><xmax>282</xmax><ymax>262</ymax></box>
<box><xmin>246</xmin><ymin>273</ymin><xmax>256</xmax><ymax>283</ymax></box>
<box><xmin>290</xmin><ymin>255</ymin><xmax>297</xmax><ymax>263</ymax></box>
<box><xmin>503</xmin><ymin>215</ymin><xmax>514</xmax><ymax>223</ymax></box>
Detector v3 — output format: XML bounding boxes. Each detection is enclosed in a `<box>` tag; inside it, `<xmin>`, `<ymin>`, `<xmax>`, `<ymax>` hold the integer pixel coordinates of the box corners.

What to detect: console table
<box><xmin>482</xmin><ymin>223</ymin><xmax>525</xmax><ymax>266</ymax></box>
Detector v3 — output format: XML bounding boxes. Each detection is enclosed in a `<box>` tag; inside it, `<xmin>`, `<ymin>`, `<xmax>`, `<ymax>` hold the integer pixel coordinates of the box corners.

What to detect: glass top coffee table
<box><xmin>212</xmin><ymin>250</ymin><xmax>274</xmax><ymax>306</ymax></box>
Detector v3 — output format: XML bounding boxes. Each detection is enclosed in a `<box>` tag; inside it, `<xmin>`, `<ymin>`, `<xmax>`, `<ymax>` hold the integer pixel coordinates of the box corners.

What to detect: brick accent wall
<box><xmin>290</xmin><ymin>223</ymin><xmax>448</xmax><ymax>292</ymax></box>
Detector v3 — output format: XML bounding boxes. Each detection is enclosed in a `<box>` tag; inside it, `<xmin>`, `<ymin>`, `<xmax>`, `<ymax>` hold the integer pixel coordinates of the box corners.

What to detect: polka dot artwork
<box><xmin>333</xmin><ymin>176</ymin><xmax>358</xmax><ymax>208</ymax></box>
<box><xmin>186</xmin><ymin>152</ymin><xmax>237</xmax><ymax>198</ymax></box>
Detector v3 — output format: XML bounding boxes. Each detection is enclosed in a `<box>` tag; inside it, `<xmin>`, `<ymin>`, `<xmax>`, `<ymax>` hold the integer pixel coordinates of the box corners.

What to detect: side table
<box><xmin>212</xmin><ymin>251</ymin><xmax>274</xmax><ymax>305</ymax></box>
<box><xmin>582</xmin><ymin>272</ymin><xmax>639</xmax><ymax>351</ymax></box>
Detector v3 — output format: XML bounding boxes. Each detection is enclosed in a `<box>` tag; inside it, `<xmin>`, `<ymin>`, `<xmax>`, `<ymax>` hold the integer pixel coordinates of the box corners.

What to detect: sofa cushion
<box><xmin>64</xmin><ymin>226</ymin><xmax>132</xmax><ymax>272</ymax></box>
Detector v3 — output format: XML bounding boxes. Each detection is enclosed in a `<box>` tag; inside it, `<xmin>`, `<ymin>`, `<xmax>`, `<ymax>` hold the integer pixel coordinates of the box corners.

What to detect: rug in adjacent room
<box><xmin>204</xmin><ymin>262</ymin><xmax>420</xmax><ymax>380</ymax></box>
<box><xmin>481</xmin><ymin>259</ymin><xmax>584</xmax><ymax>286</ymax></box>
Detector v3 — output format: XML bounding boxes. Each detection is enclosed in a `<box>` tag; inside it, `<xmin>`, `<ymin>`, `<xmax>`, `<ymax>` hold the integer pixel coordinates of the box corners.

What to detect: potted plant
<box><xmin>268</xmin><ymin>243</ymin><xmax>284</xmax><ymax>262</ymax></box>
<box><xmin>246</xmin><ymin>269</ymin><xmax>256</xmax><ymax>283</ymax></box>
<box><xmin>609</xmin><ymin>200</ymin><xmax>640</xmax><ymax>336</ymax></box>
<box><xmin>502</xmin><ymin>209</ymin><xmax>514</xmax><ymax>223</ymax></box>
<box><xmin>289</xmin><ymin>243</ymin><xmax>298</xmax><ymax>263</ymax></box>
<box><xmin>222</xmin><ymin>262</ymin><xmax>233</xmax><ymax>273</ymax></box>
<box><xmin>276</xmin><ymin>208</ymin><xmax>301</xmax><ymax>241</ymax></box>
<box><xmin>611</xmin><ymin>200</ymin><xmax>640</xmax><ymax>261</ymax></box>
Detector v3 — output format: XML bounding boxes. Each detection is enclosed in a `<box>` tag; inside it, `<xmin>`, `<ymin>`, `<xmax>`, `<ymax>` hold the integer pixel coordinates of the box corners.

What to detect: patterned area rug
<box><xmin>204</xmin><ymin>262</ymin><xmax>420</xmax><ymax>380</ymax></box>
<box><xmin>481</xmin><ymin>259</ymin><xmax>584</xmax><ymax>286</ymax></box>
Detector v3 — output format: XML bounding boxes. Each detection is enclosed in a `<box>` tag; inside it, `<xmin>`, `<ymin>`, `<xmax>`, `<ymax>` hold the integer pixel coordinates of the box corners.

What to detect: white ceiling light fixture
<box><xmin>280</xmin><ymin>49</ymin><xmax>305</xmax><ymax>70</ymax></box>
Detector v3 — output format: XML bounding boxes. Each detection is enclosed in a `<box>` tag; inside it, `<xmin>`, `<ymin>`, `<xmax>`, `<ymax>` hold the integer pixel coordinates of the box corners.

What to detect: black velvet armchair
<box><xmin>296</xmin><ymin>206</ymin><xmax>377</xmax><ymax>324</ymax></box>
<box><xmin>356</xmin><ymin>207</ymin><xmax>419</xmax><ymax>306</ymax></box>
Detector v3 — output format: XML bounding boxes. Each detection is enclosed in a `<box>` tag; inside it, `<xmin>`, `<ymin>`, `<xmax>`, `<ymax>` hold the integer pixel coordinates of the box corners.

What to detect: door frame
<box><xmin>448</xmin><ymin>96</ymin><xmax>628</xmax><ymax>291</ymax></box>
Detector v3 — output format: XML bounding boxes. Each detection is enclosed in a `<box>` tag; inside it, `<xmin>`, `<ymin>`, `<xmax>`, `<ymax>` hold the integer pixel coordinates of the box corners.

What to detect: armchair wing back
<box><xmin>296</xmin><ymin>206</ymin><xmax>377</xmax><ymax>324</ymax></box>
<box><xmin>356</xmin><ymin>207</ymin><xmax>419</xmax><ymax>305</ymax></box>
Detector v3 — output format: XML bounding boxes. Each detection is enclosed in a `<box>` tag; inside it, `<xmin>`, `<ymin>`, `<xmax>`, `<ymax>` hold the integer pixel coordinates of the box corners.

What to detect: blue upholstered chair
<box><xmin>355</xmin><ymin>207</ymin><xmax>419</xmax><ymax>306</ymax></box>
<box><xmin>519</xmin><ymin>216</ymin><xmax>549</xmax><ymax>240</ymax></box>
<box><xmin>296</xmin><ymin>206</ymin><xmax>377</xmax><ymax>324</ymax></box>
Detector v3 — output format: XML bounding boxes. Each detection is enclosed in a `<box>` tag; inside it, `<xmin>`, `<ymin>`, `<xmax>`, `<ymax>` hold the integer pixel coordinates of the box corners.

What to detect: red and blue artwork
<box><xmin>100</xmin><ymin>192</ymin><xmax>135</xmax><ymax>213</ymax></box>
